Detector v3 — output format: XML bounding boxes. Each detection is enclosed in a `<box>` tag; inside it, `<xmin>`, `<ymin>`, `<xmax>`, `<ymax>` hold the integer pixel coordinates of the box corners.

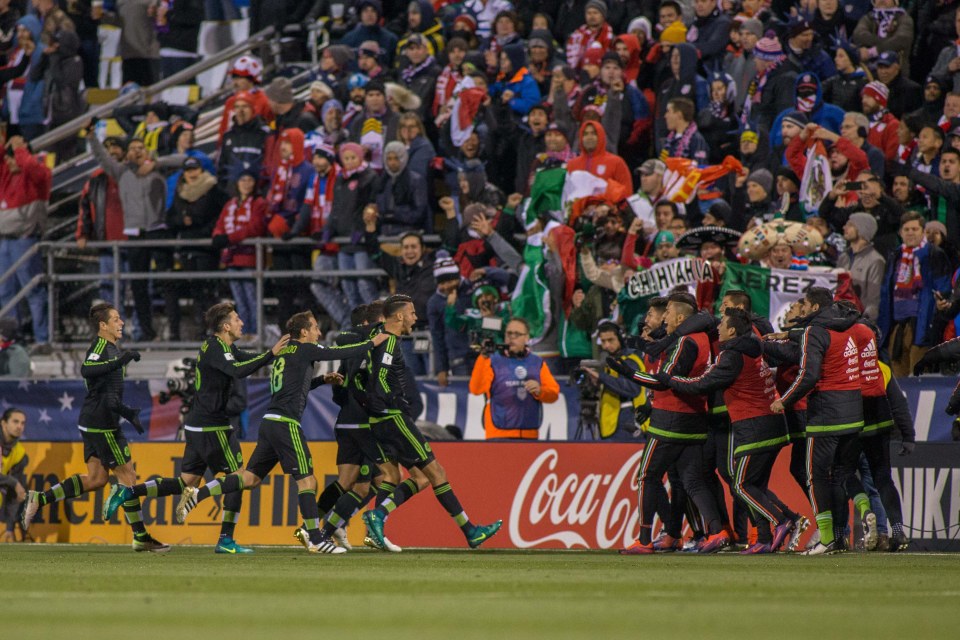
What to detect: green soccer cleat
<box><xmin>132</xmin><ymin>533</ymin><xmax>171</xmax><ymax>553</ymax></box>
<box><xmin>215</xmin><ymin>537</ymin><xmax>254</xmax><ymax>554</ymax></box>
<box><xmin>20</xmin><ymin>490</ymin><xmax>40</xmax><ymax>532</ymax></box>
<box><xmin>467</xmin><ymin>520</ymin><xmax>502</xmax><ymax>549</ymax></box>
<box><xmin>363</xmin><ymin>535</ymin><xmax>385</xmax><ymax>551</ymax></box>
<box><xmin>362</xmin><ymin>510</ymin><xmax>386</xmax><ymax>549</ymax></box>
<box><xmin>103</xmin><ymin>484</ymin><xmax>133</xmax><ymax>521</ymax></box>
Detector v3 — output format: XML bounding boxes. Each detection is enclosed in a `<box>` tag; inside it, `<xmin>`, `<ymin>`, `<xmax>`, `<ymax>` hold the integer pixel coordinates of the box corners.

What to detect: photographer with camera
<box><xmin>469</xmin><ymin>318</ymin><xmax>560</xmax><ymax>440</ymax></box>
<box><xmin>577</xmin><ymin>321</ymin><xmax>647</xmax><ymax>441</ymax></box>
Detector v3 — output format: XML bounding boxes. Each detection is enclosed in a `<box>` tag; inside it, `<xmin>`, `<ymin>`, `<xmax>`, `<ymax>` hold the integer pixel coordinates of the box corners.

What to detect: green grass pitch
<box><xmin>2</xmin><ymin>545</ymin><xmax>959</xmax><ymax>639</ymax></box>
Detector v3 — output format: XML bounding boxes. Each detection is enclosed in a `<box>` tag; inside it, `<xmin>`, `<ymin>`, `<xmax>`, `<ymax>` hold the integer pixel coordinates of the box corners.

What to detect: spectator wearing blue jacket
<box><xmin>878</xmin><ymin>211</ymin><xmax>953</xmax><ymax>377</ymax></box>
<box><xmin>340</xmin><ymin>0</ymin><xmax>399</xmax><ymax>67</ymax></box>
<box><xmin>489</xmin><ymin>42</ymin><xmax>541</xmax><ymax>116</ymax></box>
<box><xmin>769</xmin><ymin>72</ymin><xmax>845</xmax><ymax>149</ymax></box>
<box><xmin>784</xmin><ymin>16</ymin><xmax>837</xmax><ymax>81</ymax></box>
<box><xmin>428</xmin><ymin>253</ymin><xmax>474</xmax><ymax>386</ymax></box>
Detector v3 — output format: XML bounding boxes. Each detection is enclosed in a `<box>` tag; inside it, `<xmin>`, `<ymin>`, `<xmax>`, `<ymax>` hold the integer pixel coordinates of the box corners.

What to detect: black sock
<box><xmin>317</xmin><ymin>481</ymin><xmax>346</xmax><ymax>517</ymax></box>
<box><xmin>39</xmin><ymin>474</ymin><xmax>84</xmax><ymax>505</ymax></box>
<box><xmin>122</xmin><ymin>497</ymin><xmax>148</xmax><ymax>537</ymax></box>
<box><xmin>197</xmin><ymin>474</ymin><xmax>244</xmax><ymax>502</ymax></box>
<box><xmin>432</xmin><ymin>482</ymin><xmax>472</xmax><ymax>534</ymax></box>
<box><xmin>220</xmin><ymin>489</ymin><xmax>243</xmax><ymax>540</ymax></box>
<box><xmin>133</xmin><ymin>477</ymin><xmax>185</xmax><ymax>498</ymax></box>
<box><xmin>380</xmin><ymin>478</ymin><xmax>420</xmax><ymax>516</ymax></box>
<box><xmin>322</xmin><ymin>491</ymin><xmax>364</xmax><ymax>536</ymax></box>
<box><xmin>375</xmin><ymin>481</ymin><xmax>397</xmax><ymax>508</ymax></box>
<box><xmin>298</xmin><ymin>489</ymin><xmax>322</xmax><ymax>544</ymax></box>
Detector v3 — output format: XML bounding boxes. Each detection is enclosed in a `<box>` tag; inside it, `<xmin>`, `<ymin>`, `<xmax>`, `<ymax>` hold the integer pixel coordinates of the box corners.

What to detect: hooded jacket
<box><xmin>217</xmin><ymin>115</ymin><xmax>271</xmax><ymax>189</ymax></box>
<box><xmin>688</xmin><ymin>7</ymin><xmax>733</xmax><ymax>69</ymax></box>
<box><xmin>614</xmin><ymin>33</ymin><xmax>643</xmax><ymax>85</ymax></box>
<box><xmin>566</xmin><ymin>120</ymin><xmax>633</xmax><ymax>192</ymax></box>
<box><xmin>265</xmin><ymin>128</ymin><xmax>314</xmax><ymax>226</ymax></box>
<box><xmin>776</xmin><ymin>303</ymin><xmax>865</xmax><ymax>436</ymax></box>
<box><xmin>213</xmin><ymin>194</ymin><xmax>267</xmax><ymax>268</ymax></box>
<box><xmin>395</xmin><ymin>0</ymin><xmax>445</xmax><ymax>60</ymax></box>
<box><xmin>489</xmin><ymin>43</ymin><xmax>541</xmax><ymax>116</ymax></box>
<box><xmin>770</xmin><ymin>73</ymin><xmax>845</xmax><ymax>148</ymax></box>
<box><xmin>374</xmin><ymin>142</ymin><xmax>429</xmax><ymax>231</ymax></box>
<box><xmin>654</xmin><ymin>43</ymin><xmax>709</xmax><ymax>148</ymax></box>
<box><xmin>8</xmin><ymin>15</ymin><xmax>43</xmax><ymax>126</ymax></box>
<box><xmin>659</xmin><ymin>333</ymin><xmax>788</xmax><ymax>457</ymax></box>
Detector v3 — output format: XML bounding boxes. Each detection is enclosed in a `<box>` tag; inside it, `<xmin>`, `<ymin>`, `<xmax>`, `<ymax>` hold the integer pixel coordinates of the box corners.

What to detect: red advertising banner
<box><xmin>384</xmin><ymin>442</ymin><xmax>816</xmax><ymax>550</ymax></box>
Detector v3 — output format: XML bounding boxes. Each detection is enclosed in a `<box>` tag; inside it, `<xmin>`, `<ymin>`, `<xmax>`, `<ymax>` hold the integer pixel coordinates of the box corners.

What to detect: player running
<box><xmin>361</xmin><ymin>295</ymin><xmax>502</xmax><ymax>550</ymax></box>
<box><xmin>21</xmin><ymin>303</ymin><xmax>168</xmax><ymax>552</ymax></box>
<box><xmin>102</xmin><ymin>302</ymin><xmax>289</xmax><ymax>554</ymax></box>
<box><xmin>176</xmin><ymin>310</ymin><xmax>385</xmax><ymax>554</ymax></box>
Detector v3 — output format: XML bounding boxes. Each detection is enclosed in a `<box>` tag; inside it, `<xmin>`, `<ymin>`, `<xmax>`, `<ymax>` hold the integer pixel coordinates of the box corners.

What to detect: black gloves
<box><xmin>119</xmin><ymin>350</ymin><xmax>141</xmax><ymax>365</ymax></box>
<box><xmin>211</xmin><ymin>234</ymin><xmax>230</xmax><ymax>249</ymax></box>
<box><xmin>118</xmin><ymin>405</ymin><xmax>144</xmax><ymax>434</ymax></box>
<box><xmin>913</xmin><ymin>350</ymin><xmax>938</xmax><ymax>376</ymax></box>
<box><xmin>898</xmin><ymin>441</ymin><xmax>915</xmax><ymax>456</ymax></box>
<box><xmin>605</xmin><ymin>356</ymin><xmax>633</xmax><ymax>378</ymax></box>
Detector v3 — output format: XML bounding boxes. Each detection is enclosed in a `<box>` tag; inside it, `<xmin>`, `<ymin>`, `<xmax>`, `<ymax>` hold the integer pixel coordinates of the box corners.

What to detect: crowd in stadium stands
<box><xmin>1</xmin><ymin>0</ymin><xmax>960</xmax><ymax>380</ymax></box>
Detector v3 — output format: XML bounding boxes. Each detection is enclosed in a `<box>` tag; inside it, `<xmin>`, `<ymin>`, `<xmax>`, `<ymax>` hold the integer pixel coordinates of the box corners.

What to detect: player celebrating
<box><xmin>103</xmin><ymin>302</ymin><xmax>290</xmax><ymax>554</ymax></box>
<box><xmin>176</xmin><ymin>311</ymin><xmax>384</xmax><ymax>553</ymax></box>
<box><xmin>654</xmin><ymin>308</ymin><xmax>797</xmax><ymax>553</ymax></box>
<box><xmin>361</xmin><ymin>295</ymin><xmax>502</xmax><ymax>550</ymax></box>
<box><xmin>769</xmin><ymin>288</ymin><xmax>866</xmax><ymax>555</ymax></box>
<box><xmin>21</xmin><ymin>303</ymin><xmax>169</xmax><ymax>552</ymax></box>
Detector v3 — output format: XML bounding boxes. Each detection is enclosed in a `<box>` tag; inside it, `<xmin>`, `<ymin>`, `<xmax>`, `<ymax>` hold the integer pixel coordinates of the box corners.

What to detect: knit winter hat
<box><xmin>627</xmin><ymin>16</ymin><xmax>652</xmax><ymax>41</ymax></box>
<box><xmin>660</xmin><ymin>21</ymin><xmax>687</xmax><ymax>44</ymax></box>
<box><xmin>739</xmin><ymin>18</ymin><xmax>763</xmax><ymax>38</ymax></box>
<box><xmin>925</xmin><ymin>220</ymin><xmax>947</xmax><ymax>240</ymax></box>
<box><xmin>433</xmin><ymin>251</ymin><xmax>461</xmax><ymax>283</ymax></box>
<box><xmin>586</xmin><ymin>0</ymin><xmax>608</xmax><ymax>19</ymax></box>
<box><xmin>324</xmin><ymin>44</ymin><xmax>355</xmax><ymax>68</ymax></box>
<box><xmin>861</xmin><ymin>81</ymin><xmax>889</xmax><ymax>107</ymax></box>
<box><xmin>787</xmin><ymin>16</ymin><xmax>813</xmax><ymax>39</ymax></box>
<box><xmin>836</xmin><ymin>39</ymin><xmax>860</xmax><ymax>67</ymax></box>
<box><xmin>754</xmin><ymin>33</ymin><xmax>784</xmax><ymax>61</ymax></box>
<box><xmin>583</xmin><ymin>41</ymin><xmax>605</xmax><ymax>67</ymax></box>
<box><xmin>782</xmin><ymin>110</ymin><xmax>809</xmax><ymax>129</ymax></box>
<box><xmin>747</xmin><ymin>169</ymin><xmax>773</xmax><ymax>195</ymax></box>
<box><xmin>849</xmin><ymin>212</ymin><xmax>878</xmax><ymax>243</ymax></box>
<box><xmin>777</xmin><ymin>166</ymin><xmax>800</xmax><ymax>187</ymax></box>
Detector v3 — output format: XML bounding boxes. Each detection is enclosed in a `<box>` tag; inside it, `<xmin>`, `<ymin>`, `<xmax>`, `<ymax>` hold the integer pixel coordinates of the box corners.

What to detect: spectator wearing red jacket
<box><xmin>566</xmin><ymin>120</ymin><xmax>633</xmax><ymax>192</ymax></box>
<box><xmin>212</xmin><ymin>171</ymin><xmax>267</xmax><ymax>334</ymax></box>
<box><xmin>0</xmin><ymin>136</ymin><xmax>51</xmax><ymax>347</ymax></box>
<box><xmin>862</xmin><ymin>81</ymin><xmax>900</xmax><ymax>165</ymax></box>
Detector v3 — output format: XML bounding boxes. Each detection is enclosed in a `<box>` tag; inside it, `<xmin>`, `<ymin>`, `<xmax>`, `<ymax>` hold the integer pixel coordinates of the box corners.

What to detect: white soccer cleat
<box><xmin>382</xmin><ymin>536</ymin><xmax>402</xmax><ymax>553</ymax></box>
<box><xmin>332</xmin><ymin>526</ymin><xmax>352</xmax><ymax>551</ymax></box>
<box><xmin>175</xmin><ymin>486</ymin><xmax>199</xmax><ymax>523</ymax></box>
<box><xmin>20</xmin><ymin>490</ymin><xmax>40</xmax><ymax>532</ymax></box>
<box><xmin>308</xmin><ymin>537</ymin><xmax>347</xmax><ymax>554</ymax></box>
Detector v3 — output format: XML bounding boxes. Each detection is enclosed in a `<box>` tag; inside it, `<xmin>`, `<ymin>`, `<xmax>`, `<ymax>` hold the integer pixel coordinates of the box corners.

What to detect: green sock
<box><xmin>815</xmin><ymin>511</ymin><xmax>835</xmax><ymax>545</ymax></box>
<box><xmin>853</xmin><ymin>493</ymin><xmax>870</xmax><ymax>519</ymax></box>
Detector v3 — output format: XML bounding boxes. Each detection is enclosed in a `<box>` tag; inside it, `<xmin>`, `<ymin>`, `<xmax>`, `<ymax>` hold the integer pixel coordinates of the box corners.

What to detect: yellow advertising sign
<box><xmin>21</xmin><ymin>442</ymin><xmax>354</xmax><ymax>546</ymax></box>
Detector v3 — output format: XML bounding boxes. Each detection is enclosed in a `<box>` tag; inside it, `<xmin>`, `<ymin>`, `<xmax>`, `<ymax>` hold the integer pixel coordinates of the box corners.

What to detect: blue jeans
<box><xmin>0</xmin><ymin>238</ymin><xmax>48</xmax><ymax>343</ymax></box>
<box><xmin>97</xmin><ymin>252</ymin><xmax>129</xmax><ymax>305</ymax></box>
<box><xmin>401</xmin><ymin>337</ymin><xmax>429</xmax><ymax>375</ymax></box>
<box><xmin>229</xmin><ymin>271</ymin><xmax>258</xmax><ymax>334</ymax></box>
<box><xmin>311</xmin><ymin>254</ymin><xmax>350</xmax><ymax>328</ymax></box>
<box><xmin>337</xmin><ymin>251</ymin><xmax>379</xmax><ymax>309</ymax></box>
<box><xmin>859</xmin><ymin>453</ymin><xmax>889</xmax><ymax>535</ymax></box>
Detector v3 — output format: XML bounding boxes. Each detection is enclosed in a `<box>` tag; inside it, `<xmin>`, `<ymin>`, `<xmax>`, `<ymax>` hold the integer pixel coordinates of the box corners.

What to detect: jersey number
<box><xmin>270</xmin><ymin>358</ymin><xmax>285</xmax><ymax>394</ymax></box>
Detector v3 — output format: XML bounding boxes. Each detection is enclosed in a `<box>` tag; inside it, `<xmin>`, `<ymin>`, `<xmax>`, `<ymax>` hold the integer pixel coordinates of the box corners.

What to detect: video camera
<box><xmin>158</xmin><ymin>357</ymin><xmax>197</xmax><ymax>415</ymax></box>
<box><xmin>570</xmin><ymin>359</ymin><xmax>602</xmax><ymax>439</ymax></box>
<box><xmin>469</xmin><ymin>316</ymin><xmax>506</xmax><ymax>356</ymax></box>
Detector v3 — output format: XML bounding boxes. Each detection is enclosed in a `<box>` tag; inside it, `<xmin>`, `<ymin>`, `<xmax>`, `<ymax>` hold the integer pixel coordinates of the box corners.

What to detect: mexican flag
<box><xmin>511</xmin><ymin>231</ymin><xmax>552</xmax><ymax>343</ymax></box>
<box><xmin>718</xmin><ymin>262</ymin><xmax>840</xmax><ymax>330</ymax></box>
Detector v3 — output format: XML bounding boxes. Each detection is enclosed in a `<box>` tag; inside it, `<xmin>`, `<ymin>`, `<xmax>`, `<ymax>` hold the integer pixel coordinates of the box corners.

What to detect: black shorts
<box><xmin>370</xmin><ymin>412</ymin><xmax>435</xmax><ymax>470</ymax></box>
<box><xmin>80</xmin><ymin>428</ymin><xmax>131</xmax><ymax>469</ymax></box>
<box><xmin>246</xmin><ymin>416</ymin><xmax>314</xmax><ymax>480</ymax></box>
<box><xmin>181</xmin><ymin>429</ymin><xmax>243</xmax><ymax>476</ymax></box>
<box><xmin>335</xmin><ymin>426</ymin><xmax>387</xmax><ymax>467</ymax></box>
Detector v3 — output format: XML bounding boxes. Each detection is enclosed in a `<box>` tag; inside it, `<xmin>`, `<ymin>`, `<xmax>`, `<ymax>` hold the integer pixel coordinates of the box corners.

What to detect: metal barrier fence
<box><xmin>1</xmin><ymin>236</ymin><xmax>443</xmax><ymax>370</ymax></box>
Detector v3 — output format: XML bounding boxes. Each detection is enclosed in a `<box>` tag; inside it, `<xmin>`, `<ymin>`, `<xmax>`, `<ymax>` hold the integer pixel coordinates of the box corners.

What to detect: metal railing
<box><xmin>30</xmin><ymin>27</ymin><xmax>279</xmax><ymax>155</ymax></box>
<box><xmin>4</xmin><ymin>236</ymin><xmax>442</xmax><ymax>366</ymax></box>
